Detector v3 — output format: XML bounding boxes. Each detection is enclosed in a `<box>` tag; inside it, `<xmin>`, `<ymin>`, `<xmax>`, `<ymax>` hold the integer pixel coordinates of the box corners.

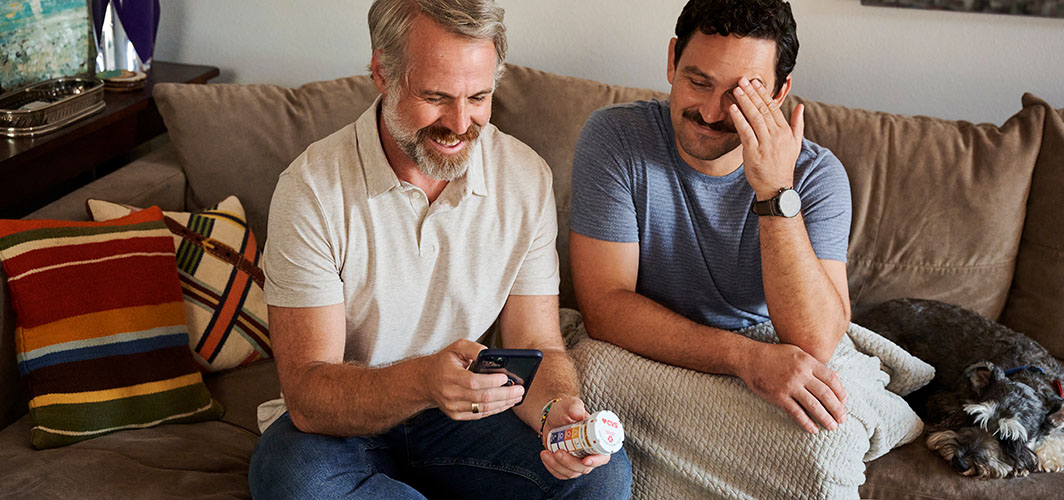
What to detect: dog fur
<box><xmin>856</xmin><ymin>298</ymin><xmax>1064</xmax><ymax>478</ymax></box>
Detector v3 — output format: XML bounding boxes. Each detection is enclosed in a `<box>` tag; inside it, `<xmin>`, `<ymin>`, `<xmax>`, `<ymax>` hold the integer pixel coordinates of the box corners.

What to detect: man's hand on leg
<box><xmin>736</xmin><ymin>342</ymin><xmax>848</xmax><ymax>434</ymax></box>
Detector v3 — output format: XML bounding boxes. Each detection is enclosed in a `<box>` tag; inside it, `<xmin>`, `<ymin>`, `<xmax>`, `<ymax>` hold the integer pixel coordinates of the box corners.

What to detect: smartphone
<box><xmin>469</xmin><ymin>348</ymin><xmax>542</xmax><ymax>406</ymax></box>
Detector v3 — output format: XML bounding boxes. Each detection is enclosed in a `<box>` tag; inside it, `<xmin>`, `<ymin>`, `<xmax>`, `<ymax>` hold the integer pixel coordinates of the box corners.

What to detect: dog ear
<box><xmin>964</xmin><ymin>362</ymin><xmax>999</xmax><ymax>394</ymax></box>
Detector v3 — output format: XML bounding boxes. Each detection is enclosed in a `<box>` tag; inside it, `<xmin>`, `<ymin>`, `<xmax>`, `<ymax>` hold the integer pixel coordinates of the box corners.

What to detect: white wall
<box><xmin>155</xmin><ymin>0</ymin><xmax>1064</xmax><ymax>124</ymax></box>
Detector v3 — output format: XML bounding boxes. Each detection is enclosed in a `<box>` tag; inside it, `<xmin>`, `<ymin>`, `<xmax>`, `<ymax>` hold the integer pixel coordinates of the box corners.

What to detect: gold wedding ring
<box><xmin>472</xmin><ymin>402</ymin><xmax>480</xmax><ymax>414</ymax></box>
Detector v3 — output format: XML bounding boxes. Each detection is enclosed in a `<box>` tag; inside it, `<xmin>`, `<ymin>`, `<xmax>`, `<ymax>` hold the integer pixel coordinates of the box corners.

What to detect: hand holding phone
<box><xmin>469</xmin><ymin>348</ymin><xmax>542</xmax><ymax>406</ymax></box>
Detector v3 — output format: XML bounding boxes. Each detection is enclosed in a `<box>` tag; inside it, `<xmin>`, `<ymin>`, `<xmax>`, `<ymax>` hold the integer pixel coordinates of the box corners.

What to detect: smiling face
<box><xmin>666</xmin><ymin>32</ymin><xmax>789</xmax><ymax>174</ymax></box>
<box><xmin>375</xmin><ymin>15</ymin><xmax>497</xmax><ymax>181</ymax></box>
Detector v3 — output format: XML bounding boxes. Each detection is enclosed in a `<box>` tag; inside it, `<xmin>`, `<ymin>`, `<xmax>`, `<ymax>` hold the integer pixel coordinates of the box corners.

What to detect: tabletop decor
<box><xmin>92</xmin><ymin>0</ymin><xmax>160</xmax><ymax>72</ymax></box>
<box><xmin>0</xmin><ymin>1</ymin><xmax>95</xmax><ymax>92</ymax></box>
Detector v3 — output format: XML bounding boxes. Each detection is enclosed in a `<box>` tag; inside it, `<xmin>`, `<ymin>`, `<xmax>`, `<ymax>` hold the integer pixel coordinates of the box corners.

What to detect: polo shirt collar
<box><xmin>356</xmin><ymin>95</ymin><xmax>488</xmax><ymax>200</ymax></box>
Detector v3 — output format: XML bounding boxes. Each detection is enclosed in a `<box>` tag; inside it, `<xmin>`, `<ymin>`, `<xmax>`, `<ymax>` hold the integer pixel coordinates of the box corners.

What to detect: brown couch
<box><xmin>1</xmin><ymin>64</ymin><xmax>1062</xmax><ymax>499</ymax></box>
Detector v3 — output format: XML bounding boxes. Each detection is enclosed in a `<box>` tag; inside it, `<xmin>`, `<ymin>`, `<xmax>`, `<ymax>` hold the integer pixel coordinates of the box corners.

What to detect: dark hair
<box><xmin>674</xmin><ymin>0</ymin><xmax>798</xmax><ymax>96</ymax></box>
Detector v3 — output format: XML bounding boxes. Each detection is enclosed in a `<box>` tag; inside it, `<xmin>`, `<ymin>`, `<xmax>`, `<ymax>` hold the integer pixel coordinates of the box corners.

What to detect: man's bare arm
<box><xmin>569</xmin><ymin>233</ymin><xmax>756</xmax><ymax>374</ymax></box>
<box><xmin>497</xmin><ymin>295</ymin><xmax>578</xmax><ymax>428</ymax></box>
<box><xmin>497</xmin><ymin>293</ymin><xmax>611</xmax><ymax>480</ymax></box>
<box><xmin>759</xmin><ymin>215</ymin><xmax>850</xmax><ymax>361</ymax></box>
<box><xmin>270</xmin><ymin>304</ymin><xmax>523</xmax><ymax>436</ymax></box>
<box><xmin>569</xmin><ymin>231</ymin><xmax>847</xmax><ymax>433</ymax></box>
<box><xmin>733</xmin><ymin>76</ymin><xmax>851</xmax><ymax>362</ymax></box>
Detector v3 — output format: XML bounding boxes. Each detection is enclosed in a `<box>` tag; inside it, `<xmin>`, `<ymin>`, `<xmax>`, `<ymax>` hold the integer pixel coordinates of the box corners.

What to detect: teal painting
<box><xmin>1</xmin><ymin>0</ymin><xmax>95</xmax><ymax>92</ymax></box>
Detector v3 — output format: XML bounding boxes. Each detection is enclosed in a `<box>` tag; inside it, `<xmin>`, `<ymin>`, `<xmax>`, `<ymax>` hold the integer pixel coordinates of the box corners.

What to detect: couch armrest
<box><xmin>25</xmin><ymin>142</ymin><xmax>188</xmax><ymax>221</ymax></box>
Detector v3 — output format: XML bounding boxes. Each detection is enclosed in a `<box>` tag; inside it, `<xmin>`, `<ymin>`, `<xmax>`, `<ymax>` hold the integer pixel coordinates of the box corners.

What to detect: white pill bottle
<box><xmin>546</xmin><ymin>410</ymin><xmax>625</xmax><ymax>457</ymax></box>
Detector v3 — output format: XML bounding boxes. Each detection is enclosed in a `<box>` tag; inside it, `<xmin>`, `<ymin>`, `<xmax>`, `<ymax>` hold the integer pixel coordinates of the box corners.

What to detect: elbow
<box><xmin>578</xmin><ymin>303</ymin><xmax>613</xmax><ymax>343</ymax></box>
<box><xmin>808</xmin><ymin>316</ymin><xmax>850</xmax><ymax>363</ymax></box>
<box><xmin>584</xmin><ymin>319</ymin><xmax>608</xmax><ymax>342</ymax></box>
<box><xmin>807</xmin><ymin>342</ymin><xmax>838</xmax><ymax>364</ymax></box>
<box><xmin>286</xmin><ymin>406</ymin><xmax>317</xmax><ymax>434</ymax></box>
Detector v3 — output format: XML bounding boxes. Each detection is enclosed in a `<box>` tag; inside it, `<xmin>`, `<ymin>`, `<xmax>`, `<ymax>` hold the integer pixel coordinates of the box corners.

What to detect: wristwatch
<box><xmin>751</xmin><ymin>188</ymin><xmax>801</xmax><ymax>218</ymax></box>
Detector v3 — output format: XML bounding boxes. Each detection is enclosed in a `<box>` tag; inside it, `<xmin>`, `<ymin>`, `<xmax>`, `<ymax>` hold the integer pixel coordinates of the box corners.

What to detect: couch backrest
<box><xmin>153</xmin><ymin>65</ymin><xmax>1054</xmax><ymax>329</ymax></box>
<box><xmin>154</xmin><ymin>64</ymin><xmax>665</xmax><ymax>310</ymax></box>
<box><xmin>4</xmin><ymin>66</ymin><xmax>1063</xmax><ymax>429</ymax></box>
<box><xmin>490</xmin><ymin>66</ymin><xmax>665</xmax><ymax>308</ymax></box>
<box><xmin>1001</xmin><ymin>102</ymin><xmax>1064</xmax><ymax>355</ymax></box>
<box><xmin>154</xmin><ymin>77</ymin><xmax>382</xmax><ymax>242</ymax></box>
<box><xmin>784</xmin><ymin>96</ymin><xmax>1046</xmax><ymax>321</ymax></box>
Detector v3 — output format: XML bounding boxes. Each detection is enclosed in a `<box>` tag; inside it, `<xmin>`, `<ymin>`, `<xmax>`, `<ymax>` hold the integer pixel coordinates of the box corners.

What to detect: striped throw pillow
<box><xmin>87</xmin><ymin>196</ymin><xmax>271</xmax><ymax>372</ymax></box>
<box><xmin>0</xmin><ymin>207</ymin><xmax>223</xmax><ymax>449</ymax></box>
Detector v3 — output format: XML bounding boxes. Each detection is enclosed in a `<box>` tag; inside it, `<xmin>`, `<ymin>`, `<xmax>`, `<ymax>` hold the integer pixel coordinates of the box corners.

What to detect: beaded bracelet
<box><xmin>537</xmin><ymin>398</ymin><xmax>561</xmax><ymax>437</ymax></box>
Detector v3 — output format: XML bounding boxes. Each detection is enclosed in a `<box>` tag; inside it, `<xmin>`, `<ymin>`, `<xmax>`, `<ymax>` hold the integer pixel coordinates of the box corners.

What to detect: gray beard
<box><xmin>381</xmin><ymin>96</ymin><xmax>473</xmax><ymax>182</ymax></box>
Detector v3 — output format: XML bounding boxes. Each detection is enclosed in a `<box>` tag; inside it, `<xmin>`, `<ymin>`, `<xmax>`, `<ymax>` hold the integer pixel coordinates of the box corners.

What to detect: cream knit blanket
<box><xmin>562</xmin><ymin>310</ymin><xmax>933</xmax><ymax>500</ymax></box>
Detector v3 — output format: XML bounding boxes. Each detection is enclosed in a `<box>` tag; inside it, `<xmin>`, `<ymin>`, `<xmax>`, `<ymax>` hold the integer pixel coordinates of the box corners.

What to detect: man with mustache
<box><xmin>570</xmin><ymin>0</ymin><xmax>853</xmax><ymax>436</ymax></box>
<box><xmin>249</xmin><ymin>0</ymin><xmax>631</xmax><ymax>498</ymax></box>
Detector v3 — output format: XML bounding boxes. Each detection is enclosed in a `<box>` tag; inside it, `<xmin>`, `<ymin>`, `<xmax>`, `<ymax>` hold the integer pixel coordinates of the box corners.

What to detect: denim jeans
<box><xmin>249</xmin><ymin>409</ymin><xmax>632</xmax><ymax>499</ymax></box>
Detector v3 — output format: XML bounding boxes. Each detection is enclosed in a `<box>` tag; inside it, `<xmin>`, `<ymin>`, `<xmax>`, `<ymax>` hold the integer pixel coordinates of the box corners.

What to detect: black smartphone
<box><xmin>469</xmin><ymin>348</ymin><xmax>542</xmax><ymax>406</ymax></box>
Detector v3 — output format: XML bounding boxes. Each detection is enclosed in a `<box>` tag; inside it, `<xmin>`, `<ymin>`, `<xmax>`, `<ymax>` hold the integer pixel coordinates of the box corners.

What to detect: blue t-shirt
<box><xmin>570</xmin><ymin>100</ymin><xmax>852</xmax><ymax>331</ymax></box>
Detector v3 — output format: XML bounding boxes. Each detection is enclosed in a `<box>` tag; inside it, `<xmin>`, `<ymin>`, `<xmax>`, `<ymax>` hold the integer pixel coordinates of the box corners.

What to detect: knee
<box><xmin>248</xmin><ymin>414</ymin><xmax>361</xmax><ymax>499</ymax></box>
<box><xmin>564</xmin><ymin>449</ymin><xmax>633</xmax><ymax>500</ymax></box>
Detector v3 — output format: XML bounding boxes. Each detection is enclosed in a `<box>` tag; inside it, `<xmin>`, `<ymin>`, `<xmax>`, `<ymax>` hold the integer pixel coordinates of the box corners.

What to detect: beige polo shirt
<box><xmin>262</xmin><ymin>97</ymin><xmax>559</xmax><ymax>367</ymax></box>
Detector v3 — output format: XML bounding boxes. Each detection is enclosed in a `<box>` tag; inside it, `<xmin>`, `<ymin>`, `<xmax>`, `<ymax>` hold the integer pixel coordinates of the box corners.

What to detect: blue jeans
<box><xmin>249</xmin><ymin>409</ymin><xmax>632</xmax><ymax>499</ymax></box>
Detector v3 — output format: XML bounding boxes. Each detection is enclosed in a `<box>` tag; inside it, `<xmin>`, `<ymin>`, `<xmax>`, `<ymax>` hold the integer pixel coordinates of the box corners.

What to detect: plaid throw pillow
<box><xmin>0</xmin><ymin>207</ymin><xmax>223</xmax><ymax>449</ymax></box>
<box><xmin>87</xmin><ymin>196</ymin><xmax>271</xmax><ymax>372</ymax></box>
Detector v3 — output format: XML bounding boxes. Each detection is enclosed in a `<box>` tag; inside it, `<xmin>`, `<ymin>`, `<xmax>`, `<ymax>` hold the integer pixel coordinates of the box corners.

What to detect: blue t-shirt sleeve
<box><xmin>795</xmin><ymin>143</ymin><xmax>852</xmax><ymax>263</ymax></box>
<box><xmin>570</xmin><ymin>108</ymin><xmax>640</xmax><ymax>243</ymax></box>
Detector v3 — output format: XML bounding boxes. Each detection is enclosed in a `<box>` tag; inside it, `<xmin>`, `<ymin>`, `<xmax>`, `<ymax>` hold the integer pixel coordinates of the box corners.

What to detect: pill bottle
<box><xmin>545</xmin><ymin>410</ymin><xmax>624</xmax><ymax>457</ymax></box>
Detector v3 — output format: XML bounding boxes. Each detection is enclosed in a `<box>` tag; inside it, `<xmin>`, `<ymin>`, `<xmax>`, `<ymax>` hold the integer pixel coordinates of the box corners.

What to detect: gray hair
<box><xmin>368</xmin><ymin>0</ymin><xmax>507</xmax><ymax>88</ymax></box>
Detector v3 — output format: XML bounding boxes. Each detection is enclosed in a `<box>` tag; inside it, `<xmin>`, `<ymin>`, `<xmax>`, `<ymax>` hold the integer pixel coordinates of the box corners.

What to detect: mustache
<box><xmin>418</xmin><ymin>123</ymin><xmax>481</xmax><ymax>144</ymax></box>
<box><xmin>682</xmin><ymin>109</ymin><xmax>735</xmax><ymax>134</ymax></box>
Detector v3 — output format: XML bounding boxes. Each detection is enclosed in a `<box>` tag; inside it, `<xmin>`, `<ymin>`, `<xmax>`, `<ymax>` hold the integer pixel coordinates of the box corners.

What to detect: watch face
<box><xmin>778</xmin><ymin>189</ymin><xmax>801</xmax><ymax>217</ymax></box>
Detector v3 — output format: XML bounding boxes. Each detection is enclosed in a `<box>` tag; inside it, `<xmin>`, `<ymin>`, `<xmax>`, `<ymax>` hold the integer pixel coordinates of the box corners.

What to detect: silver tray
<box><xmin>0</xmin><ymin>77</ymin><xmax>105</xmax><ymax>137</ymax></box>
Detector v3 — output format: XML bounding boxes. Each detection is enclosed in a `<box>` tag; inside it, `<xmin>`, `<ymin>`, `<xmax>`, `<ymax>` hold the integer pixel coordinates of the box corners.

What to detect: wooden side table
<box><xmin>0</xmin><ymin>62</ymin><xmax>220</xmax><ymax>218</ymax></box>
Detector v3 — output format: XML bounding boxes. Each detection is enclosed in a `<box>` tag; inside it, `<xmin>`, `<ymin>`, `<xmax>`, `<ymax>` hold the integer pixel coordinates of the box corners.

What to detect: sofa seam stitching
<box><xmin>849</xmin><ymin>257</ymin><xmax>1015</xmax><ymax>270</ymax></box>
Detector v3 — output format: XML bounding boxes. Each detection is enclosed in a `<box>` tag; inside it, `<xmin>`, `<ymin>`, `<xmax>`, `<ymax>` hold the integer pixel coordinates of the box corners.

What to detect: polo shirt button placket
<box><xmin>421</xmin><ymin>239</ymin><xmax>437</xmax><ymax>256</ymax></box>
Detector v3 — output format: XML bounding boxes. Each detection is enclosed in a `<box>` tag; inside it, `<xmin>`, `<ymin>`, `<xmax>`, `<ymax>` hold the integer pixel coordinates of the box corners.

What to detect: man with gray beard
<box><xmin>248</xmin><ymin>0</ymin><xmax>632</xmax><ymax>498</ymax></box>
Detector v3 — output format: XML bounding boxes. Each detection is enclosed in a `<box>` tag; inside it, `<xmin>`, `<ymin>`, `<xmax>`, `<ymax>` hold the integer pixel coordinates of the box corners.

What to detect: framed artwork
<box><xmin>0</xmin><ymin>0</ymin><xmax>95</xmax><ymax>92</ymax></box>
<box><xmin>861</xmin><ymin>1</ymin><xmax>1064</xmax><ymax>18</ymax></box>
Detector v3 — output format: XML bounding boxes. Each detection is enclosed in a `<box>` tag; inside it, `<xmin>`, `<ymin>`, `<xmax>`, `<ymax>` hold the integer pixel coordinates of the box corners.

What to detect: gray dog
<box><xmin>856</xmin><ymin>298</ymin><xmax>1064</xmax><ymax>478</ymax></box>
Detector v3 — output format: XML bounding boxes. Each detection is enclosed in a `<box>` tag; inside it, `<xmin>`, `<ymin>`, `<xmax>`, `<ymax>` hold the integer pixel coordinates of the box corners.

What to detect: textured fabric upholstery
<box><xmin>26</xmin><ymin>144</ymin><xmax>187</xmax><ymax>222</ymax></box>
<box><xmin>784</xmin><ymin>96</ymin><xmax>1045</xmax><ymax>321</ymax></box>
<box><xmin>862</xmin><ymin>441</ymin><xmax>1061</xmax><ymax>499</ymax></box>
<box><xmin>1001</xmin><ymin>100</ymin><xmax>1064</xmax><ymax>357</ymax></box>
<box><xmin>154</xmin><ymin>78</ymin><xmax>381</xmax><ymax>243</ymax></box>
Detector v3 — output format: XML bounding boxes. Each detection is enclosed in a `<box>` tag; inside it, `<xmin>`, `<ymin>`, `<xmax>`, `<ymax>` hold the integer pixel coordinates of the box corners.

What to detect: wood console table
<box><xmin>0</xmin><ymin>61</ymin><xmax>220</xmax><ymax>218</ymax></box>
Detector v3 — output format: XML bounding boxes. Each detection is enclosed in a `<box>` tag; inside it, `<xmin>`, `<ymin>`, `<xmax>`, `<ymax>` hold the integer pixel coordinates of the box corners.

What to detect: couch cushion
<box><xmin>784</xmin><ymin>96</ymin><xmax>1045</xmax><ymax>320</ymax></box>
<box><xmin>0</xmin><ymin>414</ymin><xmax>258</xmax><ymax>499</ymax></box>
<box><xmin>204</xmin><ymin>359</ymin><xmax>281</xmax><ymax>435</ymax></box>
<box><xmin>490</xmin><ymin>65</ymin><xmax>665</xmax><ymax>309</ymax></box>
<box><xmin>861</xmin><ymin>440</ymin><xmax>1060</xmax><ymax>499</ymax></box>
<box><xmin>1001</xmin><ymin>97</ymin><xmax>1064</xmax><ymax>357</ymax></box>
<box><xmin>154</xmin><ymin>77</ymin><xmax>381</xmax><ymax>243</ymax></box>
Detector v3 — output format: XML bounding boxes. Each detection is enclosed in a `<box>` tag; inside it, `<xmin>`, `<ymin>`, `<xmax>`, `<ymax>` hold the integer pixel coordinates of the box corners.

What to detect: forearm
<box><xmin>759</xmin><ymin>215</ymin><xmax>849</xmax><ymax>361</ymax></box>
<box><xmin>282</xmin><ymin>357</ymin><xmax>432</xmax><ymax>436</ymax></box>
<box><xmin>512</xmin><ymin>348</ymin><xmax>580</xmax><ymax>429</ymax></box>
<box><xmin>579</xmin><ymin>288</ymin><xmax>760</xmax><ymax>377</ymax></box>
